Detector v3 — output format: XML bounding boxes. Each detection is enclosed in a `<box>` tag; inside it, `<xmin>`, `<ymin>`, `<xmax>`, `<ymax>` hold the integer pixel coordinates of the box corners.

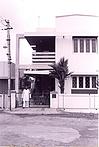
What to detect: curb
<box><xmin>2</xmin><ymin>108</ymin><xmax>98</xmax><ymax>119</ymax></box>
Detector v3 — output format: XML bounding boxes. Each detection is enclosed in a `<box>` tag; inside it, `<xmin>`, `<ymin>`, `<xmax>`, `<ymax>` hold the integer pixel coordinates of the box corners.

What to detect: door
<box><xmin>30</xmin><ymin>75</ymin><xmax>55</xmax><ymax>107</ymax></box>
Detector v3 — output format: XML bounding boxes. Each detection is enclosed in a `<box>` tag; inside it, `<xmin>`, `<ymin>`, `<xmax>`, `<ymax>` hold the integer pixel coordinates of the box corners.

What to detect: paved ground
<box><xmin>0</xmin><ymin>109</ymin><xmax>98</xmax><ymax>147</ymax></box>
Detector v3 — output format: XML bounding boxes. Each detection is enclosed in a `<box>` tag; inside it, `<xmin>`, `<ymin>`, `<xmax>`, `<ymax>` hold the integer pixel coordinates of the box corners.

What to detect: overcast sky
<box><xmin>0</xmin><ymin>0</ymin><xmax>99</xmax><ymax>62</ymax></box>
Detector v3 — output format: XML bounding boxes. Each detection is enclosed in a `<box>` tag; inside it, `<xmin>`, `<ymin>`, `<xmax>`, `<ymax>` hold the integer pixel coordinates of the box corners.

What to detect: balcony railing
<box><xmin>32</xmin><ymin>52</ymin><xmax>55</xmax><ymax>64</ymax></box>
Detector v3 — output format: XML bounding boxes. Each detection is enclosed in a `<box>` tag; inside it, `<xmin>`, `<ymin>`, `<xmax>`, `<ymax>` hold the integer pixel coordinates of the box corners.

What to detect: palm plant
<box><xmin>49</xmin><ymin>57</ymin><xmax>72</xmax><ymax>94</ymax></box>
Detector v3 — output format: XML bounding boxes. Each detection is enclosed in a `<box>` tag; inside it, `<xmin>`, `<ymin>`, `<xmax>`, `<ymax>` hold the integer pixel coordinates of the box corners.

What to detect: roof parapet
<box><xmin>56</xmin><ymin>14</ymin><xmax>99</xmax><ymax>18</ymax></box>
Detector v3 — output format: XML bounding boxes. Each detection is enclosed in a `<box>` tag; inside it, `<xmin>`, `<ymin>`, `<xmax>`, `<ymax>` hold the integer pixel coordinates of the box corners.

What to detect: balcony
<box><xmin>32</xmin><ymin>52</ymin><xmax>55</xmax><ymax>64</ymax></box>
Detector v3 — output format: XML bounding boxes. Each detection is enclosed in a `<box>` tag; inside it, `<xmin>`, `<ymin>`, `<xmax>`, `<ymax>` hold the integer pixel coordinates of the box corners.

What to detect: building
<box><xmin>15</xmin><ymin>14</ymin><xmax>99</xmax><ymax>109</ymax></box>
<box><xmin>0</xmin><ymin>61</ymin><xmax>15</xmax><ymax>109</ymax></box>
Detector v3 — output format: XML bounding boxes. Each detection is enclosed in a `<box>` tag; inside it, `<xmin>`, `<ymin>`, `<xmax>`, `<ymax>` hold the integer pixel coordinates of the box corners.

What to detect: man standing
<box><xmin>22</xmin><ymin>86</ymin><xmax>30</xmax><ymax>108</ymax></box>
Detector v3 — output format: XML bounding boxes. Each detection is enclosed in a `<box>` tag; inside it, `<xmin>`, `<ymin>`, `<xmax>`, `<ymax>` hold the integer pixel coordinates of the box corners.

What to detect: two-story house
<box><xmin>15</xmin><ymin>14</ymin><xmax>99</xmax><ymax>109</ymax></box>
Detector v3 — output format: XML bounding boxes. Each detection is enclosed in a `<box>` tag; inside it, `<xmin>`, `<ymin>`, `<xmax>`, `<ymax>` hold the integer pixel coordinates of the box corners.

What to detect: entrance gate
<box><xmin>29</xmin><ymin>91</ymin><xmax>50</xmax><ymax>107</ymax></box>
<box><xmin>29</xmin><ymin>75</ymin><xmax>54</xmax><ymax>107</ymax></box>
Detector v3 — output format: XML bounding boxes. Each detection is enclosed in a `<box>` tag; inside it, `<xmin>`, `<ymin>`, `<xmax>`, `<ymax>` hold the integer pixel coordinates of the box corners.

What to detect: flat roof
<box><xmin>56</xmin><ymin>14</ymin><xmax>99</xmax><ymax>18</ymax></box>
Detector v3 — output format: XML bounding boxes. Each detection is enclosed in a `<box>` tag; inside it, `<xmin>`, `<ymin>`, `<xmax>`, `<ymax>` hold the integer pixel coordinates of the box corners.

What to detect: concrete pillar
<box><xmin>15</xmin><ymin>34</ymin><xmax>24</xmax><ymax>106</ymax></box>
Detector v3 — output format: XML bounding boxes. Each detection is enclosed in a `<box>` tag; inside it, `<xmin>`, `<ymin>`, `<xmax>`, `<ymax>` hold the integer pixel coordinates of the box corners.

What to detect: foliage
<box><xmin>20</xmin><ymin>75</ymin><xmax>31</xmax><ymax>90</ymax></box>
<box><xmin>49</xmin><ymin>57</ymin><xmax>72</xmax><ymax>93</ymax></box>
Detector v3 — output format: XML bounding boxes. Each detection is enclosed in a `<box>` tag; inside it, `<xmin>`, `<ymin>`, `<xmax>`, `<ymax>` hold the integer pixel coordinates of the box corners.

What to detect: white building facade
<box><xmin>15</xmin><ymin>14</ymin><xmax>99</xmax><ymax>109</ymax></box>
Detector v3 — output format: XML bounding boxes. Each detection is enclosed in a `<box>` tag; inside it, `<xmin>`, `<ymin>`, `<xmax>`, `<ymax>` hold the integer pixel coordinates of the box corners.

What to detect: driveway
<box><xmin>0</xmin><ymin>111</ymin><xmax>98</xmax><ymax>147</ymax></box>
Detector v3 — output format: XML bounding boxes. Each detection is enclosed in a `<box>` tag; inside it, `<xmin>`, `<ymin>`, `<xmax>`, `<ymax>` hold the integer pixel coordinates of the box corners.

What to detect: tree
<box><xmin>49</xmin><ymin>57</ymin><xmax>72</xmax><ymax>94</ymax></box>
<box><xmin>20</xmin><ymin>75</ymin><xmax>31</xmax><ymax>90</ymax></box>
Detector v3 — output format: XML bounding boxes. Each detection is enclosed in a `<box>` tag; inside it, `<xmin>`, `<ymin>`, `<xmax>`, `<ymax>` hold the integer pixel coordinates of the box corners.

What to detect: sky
<box><xmin>0</xmin><ymin>0</ymin><xmax>99</xmax><ymax>62</ymax></box>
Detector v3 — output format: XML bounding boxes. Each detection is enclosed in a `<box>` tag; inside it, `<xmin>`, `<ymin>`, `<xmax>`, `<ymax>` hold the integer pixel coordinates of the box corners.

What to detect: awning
<box><xmin>24</xmin><ymin>70</ymin><xmax>49</xmax><ymax>75</ymax></box>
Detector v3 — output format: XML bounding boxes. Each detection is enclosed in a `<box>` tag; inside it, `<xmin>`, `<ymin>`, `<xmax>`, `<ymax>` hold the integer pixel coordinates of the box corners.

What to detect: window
<box><xmin>73</xmin><ymin>37</ymin><xmax>97</xmax><ymax>53</ymax></box>
<box><xmin>85</xmin><ymin>77</ymin><xmax>90</xmax><ymax>88</ymax></box>
<box><xmin>74</xmin><ymin>39</ymin><xmax>78</xmax><ymax>52</ymax></box>
<box><xmin>71</xmin><ymin>75</ymin><xmax>97</xmax><ymax>94</ymax></box>
<box><xmin>72</xmin><ymin>77</ymin><xmax>77</xmax><ymax>88</ymax></box>
<box><xmin>79</xmin><ymin>77</ymin><xmax>83</xmax><ymax>88</ymax></box>
<box><xmin>80</xmin><ymin>39</ymin><xmax>84</xmax><ymax>52</ymax></box>
<box><xmin>72</xmin><ymin>76</ymin><xmax>97</xmax><ymax>89</ymax></box>
<box><xmin>86</xmin><ymin>39</ymin><xmax>90</xmax><ymax>52</ymax></box>
<box><xmin>92</xmin><ymin>39</ymin><xmax>96</xmax><ymax>52</ymax></box>
<box><xmin>11</xmin><ymin>79</ymin><xmax>15</xmax><ymax>90</ymax></box>
<box><xmin>92</xmin><ymin>77</ymin><xmax>96</xmax><ymax>88</ymax></box>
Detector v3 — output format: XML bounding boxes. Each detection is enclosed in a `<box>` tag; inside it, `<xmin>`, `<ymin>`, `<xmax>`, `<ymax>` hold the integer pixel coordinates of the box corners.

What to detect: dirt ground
<box><xmin>0</xmin><ymin>111</ymin><xmax>98</xmax><ymax>147</ymax></box>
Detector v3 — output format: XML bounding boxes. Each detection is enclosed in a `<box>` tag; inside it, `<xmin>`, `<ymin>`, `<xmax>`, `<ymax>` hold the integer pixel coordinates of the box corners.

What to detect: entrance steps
<box><xmin>29</xmin><ymin>105</ymin><xmax>49</xmax><ymax>108</ymax></box>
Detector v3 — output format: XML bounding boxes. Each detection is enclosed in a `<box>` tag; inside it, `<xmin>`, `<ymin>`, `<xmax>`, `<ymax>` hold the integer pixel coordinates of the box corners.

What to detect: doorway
<box><xmin>30</xmin><ymin>75</ymin><xmax>55</xmax><ymax>107</ymax></box>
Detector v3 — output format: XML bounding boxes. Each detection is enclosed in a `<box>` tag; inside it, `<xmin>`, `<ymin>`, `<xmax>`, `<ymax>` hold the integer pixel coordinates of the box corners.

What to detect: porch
<box><xmin>17</xmin><ymin>74</ymin><xmax>55</xmax><ymax>108</ymax></box>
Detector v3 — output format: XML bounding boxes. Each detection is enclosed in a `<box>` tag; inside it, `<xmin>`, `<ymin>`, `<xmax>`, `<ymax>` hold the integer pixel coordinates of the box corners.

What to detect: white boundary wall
<box><xmin>0</xmin><ymin>94</ymin><xmax>3</xmax><ymax>109</ymax></box>
<box><xmin>50</xmin><ymin>92</ymin><xmax>99</xmax><ymax>109</ymax></box>
<box><xmin>0</xmin><ymin>92</ymin><xmax>16</xmax><ymax>109</ymax></box>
